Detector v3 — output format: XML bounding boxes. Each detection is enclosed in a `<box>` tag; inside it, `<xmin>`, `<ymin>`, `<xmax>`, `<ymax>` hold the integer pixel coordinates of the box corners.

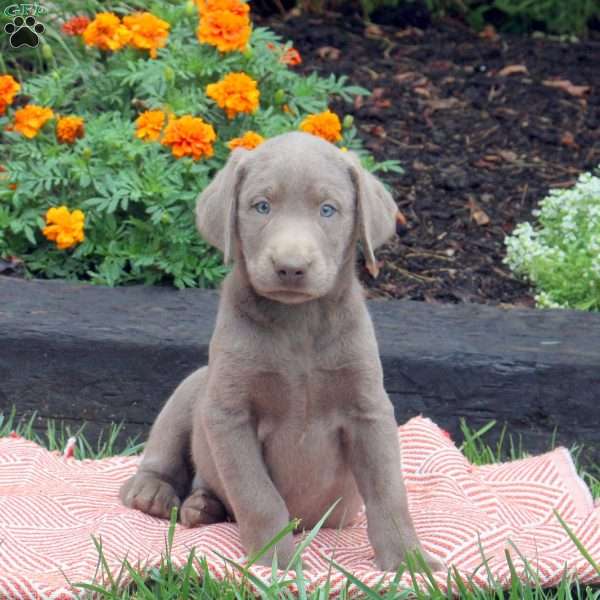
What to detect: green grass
<box><xmin>0</xmin><ymin>407</ymin><xmax>143</xmax><ymax>459</ymax></box>
<box><xmin>1</xmin><ymin>411</ymin><xmax>599</xmax><ymax>599</ymax></box>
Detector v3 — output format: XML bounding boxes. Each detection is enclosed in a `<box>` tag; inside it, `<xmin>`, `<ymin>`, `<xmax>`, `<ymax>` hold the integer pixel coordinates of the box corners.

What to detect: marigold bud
<box><xmin>242</xmin><ymin>47</ymin><xmax>253</xmax><ymax>60</ymax></box>
<box><xmin>184</xmin><ymin>0</ymin><xmax>195</xmax><ymax>15</ymax></box>
<box><xmin>342</xmin><ymin>114</ymin><xmax>354</xmax><ymax>129</ymax></box>
<box><xmin>163</xmin><ymin>66</ymin><xmax>175</xmax><ymax>83</ymax></box>
<box><xmin>41</xmin><ymin>43</ymin><xmax>53</xmax><ymax>60</ymax></box>
<box><xmin>82</xmin><ymin>147</ymin><xmax>92</xmax><ymax>160</ymax></box>
<box><xmin>273</xmin><ymin>89</ymin><xmax>286</xmax><ymax>105</ymax></box>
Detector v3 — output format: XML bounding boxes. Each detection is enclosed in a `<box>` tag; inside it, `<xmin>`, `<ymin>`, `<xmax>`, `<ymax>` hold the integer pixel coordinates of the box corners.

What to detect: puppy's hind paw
<box><xmin>180</xmin><ymin>488</ymin><xmax>226</xmax><ymax>527</ymax></box>
<box><xmin>120</xmin><ymin>472</ymin><xmax>181</xmax><ymax>519</ymax></box>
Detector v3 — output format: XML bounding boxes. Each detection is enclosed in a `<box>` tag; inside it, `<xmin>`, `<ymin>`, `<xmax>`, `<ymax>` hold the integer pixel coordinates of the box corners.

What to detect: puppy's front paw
<box><xmin>180</xmin><ymin>488</ymin><xmax>226</xmax><ymax>527</ymax></box>
<box><xmin>375</xmin><ymin>545</ymin><xmax>445</xmax><ymax>573</ymax></box>
<box><xmin>252</xmin><ymin>536</ymin><xmax>296</xmax><ymax>569</ymax></box>
<box><xmin>120</xmin><ymin>471</ymin><xmax>180</xmax><ymax>519</ymax></box>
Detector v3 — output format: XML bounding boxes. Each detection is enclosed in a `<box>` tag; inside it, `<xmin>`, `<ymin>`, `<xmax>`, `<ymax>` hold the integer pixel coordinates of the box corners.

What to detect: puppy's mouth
<box><xmin>260</xmin><ymin>289</ymin><xmax>317</xmax><ymax>304</ymax></box>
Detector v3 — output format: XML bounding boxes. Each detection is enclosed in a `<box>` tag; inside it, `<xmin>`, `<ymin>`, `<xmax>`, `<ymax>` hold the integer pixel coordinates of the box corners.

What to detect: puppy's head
<box><xmin>196</xmin><ymin>132</ymin><xmax>397</xmax><ymax>304</ymax></box>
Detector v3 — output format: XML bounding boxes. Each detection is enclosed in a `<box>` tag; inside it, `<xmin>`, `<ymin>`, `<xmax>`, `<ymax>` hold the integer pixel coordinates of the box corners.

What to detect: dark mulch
<box><xmin>259</xmin><ymin>11</ymin><xmax>600</xmax><ymax>306</ymax></box>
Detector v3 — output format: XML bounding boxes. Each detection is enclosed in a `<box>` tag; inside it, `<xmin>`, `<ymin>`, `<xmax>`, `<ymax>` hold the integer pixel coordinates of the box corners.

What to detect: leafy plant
<box><xmin>504</xmin><ymin>169</ymin><xmax>600</xmax><ymax>311</ymax></box>
<box><xmin>425</xmin><ymin>0</ymin><xmax>600</xmax><ymax>35</ymax></box>
<box><xmin>0</xmin><ymin>1</ymin><xmax>397</xmax><ymax>288</ymax></box>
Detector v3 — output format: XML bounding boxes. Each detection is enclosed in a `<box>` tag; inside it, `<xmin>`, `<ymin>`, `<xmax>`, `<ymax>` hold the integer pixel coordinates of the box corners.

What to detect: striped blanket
<box><xmin>0</xmin><ymin>416</ymin><xmax>598</xmax><ymax>598</ymax></box>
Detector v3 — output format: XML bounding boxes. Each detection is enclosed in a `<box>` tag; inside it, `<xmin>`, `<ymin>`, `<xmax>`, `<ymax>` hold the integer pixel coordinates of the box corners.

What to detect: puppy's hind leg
<box><xmin>180</xmin><ymin>474</ymin><xmax>227</xmax><ymax>527</ymax></box>
<box><xmin>120</xmin><ymin>367</ymin><xmax>208</xmax><ymax>519</ymax></box>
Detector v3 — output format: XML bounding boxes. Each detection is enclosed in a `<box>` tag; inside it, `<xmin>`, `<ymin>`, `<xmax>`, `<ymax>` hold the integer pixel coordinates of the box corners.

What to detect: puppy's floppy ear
<box><xmin>195</xmin><ymin>148</ymin><xmax>248</xmax><ymax>265</ymax></box>
<box><xmin>344</xmin><ymin>151</ymin><xmax>398</xmax><ymax>277</ymax></box>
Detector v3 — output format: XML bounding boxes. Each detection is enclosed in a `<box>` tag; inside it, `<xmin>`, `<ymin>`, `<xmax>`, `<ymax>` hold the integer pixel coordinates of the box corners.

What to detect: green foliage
<box><xmin>504</xmin><ymin>169</ymin><xmax>600</xmax><ymax>311</ymax></box>
<box><xmin>424</xmin><ymin>0</ymin><xmax>600</xmax><ymax>36</ymax></box>
<box><xmin>0</xmin><ymin>1</ymin><xmax>397</xmax><ymax>288</ymax></box>
<box><xmin>0</xmin><ymin>408</ymin><xmax>142</xmax><ymax>458</ymax></box>
<box><xmin>276</xmin><ymin>0</ymin><xmax>599</xmax><ymax>37</ymax></box>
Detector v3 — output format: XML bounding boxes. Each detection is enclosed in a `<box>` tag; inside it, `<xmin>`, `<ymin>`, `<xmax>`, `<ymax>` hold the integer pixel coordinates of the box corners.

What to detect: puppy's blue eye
<box><xmin>255</xmin><ymin>200</ymin><xmax>270</xmax><ymax>215</ymax></box>
<box><xmin>320</xmin><ymin>203</ymin><xmax>336</xmax><ymax>218</ymax></box>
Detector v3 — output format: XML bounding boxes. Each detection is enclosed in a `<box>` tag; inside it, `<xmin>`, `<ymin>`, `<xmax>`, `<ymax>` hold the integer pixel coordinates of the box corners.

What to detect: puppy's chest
<box><xmin>250</xmin><ymin>360</ymin><xmax>360</xmax><ymax>431</ymax></box>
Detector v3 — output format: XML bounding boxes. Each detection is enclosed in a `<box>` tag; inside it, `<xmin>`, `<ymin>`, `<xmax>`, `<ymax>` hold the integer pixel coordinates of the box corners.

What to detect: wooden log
<box><xmin>1</xmin><ymin>276</ymin><xmax>599</xmax><ymax>460</ymax></box>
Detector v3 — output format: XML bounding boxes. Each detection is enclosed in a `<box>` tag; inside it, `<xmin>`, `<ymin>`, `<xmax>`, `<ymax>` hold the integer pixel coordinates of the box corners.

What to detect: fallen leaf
<box><xmin>497</xmin><ymin>150</ymin><xmax>518</xmax><ymax>162</ymax></box>
<box><xmin>413</xmin><ymin>86</ymin><xmax>431</xmax><ymax>98</ymax></box>
<box><xmin>353</xmin><ymin>96</ymin><xmax>364</xmax><ymax>110</ymax></box>
<box><xmin>393</xmin><ymin>71</ymin><xmax>421</xmax><ymax>84</ymax></box>
<box><xmin>483</xmin><ymin>154</ymin><xmax>502</xmax><ymax>163</ymax></box>
<box><xmin>542</xmin><ymin>79</ymin><xmax>591</xmax><ymax>97</ymax></box>
<box><xmin>473</xmin><ymin>158</ymin><xmax>497</xmax><ymax>169</ymax></box>
<box><xmin>411</xmin><ymin>160</ymin><xmax>429</xmax><ymax>171</ymax></box>
<box><xmin>371</xmin><ymin>88</ymin><xmax>391</xmax><ymax>108</ymax></box>
<box><xmin>368</xmin><ymin>124</ymin><xmax>387</xmax><ymax>138</ymax></box>
<box><xmin>479</xmin><ymin>24</ymin><xmax>499</xmax><ymax>41</ymax></box>
<box><xmin>316</xmin><ymin>46</ymin><xmax>341</xmax><ymax>61</ymax></box>
<box><xmin>549</xmin><ymin>179</ymin><xmax>578</xmax><ymax>188</ymax></box>
<box><xmin>427</xmin><ymin>60</ymin><xmax>454</xmax><ymax>72</ymax></box>
<box><xmin>467</xmin><ymin>197</ymin><xmax>491</xmax><ymax>225</ymax></box>
<box><xmin>497</xmin><ymin>64</ymin><xmax>528</xmax><ymax>77</ymax></box>
<box><xmin>560</xmin><ymin>131</ymin><xmax>578</xmax><ymax>148</ymax></box>
<box><xmin>426</xmin><ymin>97</ymin><xmax>463</xmax><ymax>111</ymax></box>
<box><xmin>365</xmin><ymin>23</ymin><xmax>384</xmax><ymax>39</ymax></box>
<box><xmin>395</xmin><ymin>26</ymin><xmax>424</xmax><ymax>39</ymax></box>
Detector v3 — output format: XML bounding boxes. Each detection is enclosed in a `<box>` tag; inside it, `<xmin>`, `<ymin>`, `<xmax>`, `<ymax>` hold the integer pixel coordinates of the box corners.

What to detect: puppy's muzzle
<box><xmin>271</xmin><ymin>255</ymin><xmax>313</xmax><ymax>285</ymax></box>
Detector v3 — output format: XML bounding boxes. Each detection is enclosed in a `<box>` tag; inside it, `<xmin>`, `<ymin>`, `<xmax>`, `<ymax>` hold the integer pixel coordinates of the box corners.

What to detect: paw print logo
<box><xmin>4</xmin><ymin>16</ymin><xmax>45</xmax><ymax>49</ymax></box>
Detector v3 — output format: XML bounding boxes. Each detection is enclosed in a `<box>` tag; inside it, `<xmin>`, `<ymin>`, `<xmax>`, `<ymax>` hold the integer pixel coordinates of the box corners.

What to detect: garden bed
<box><xmin>2</xmin><ymin>12</ymin><xmax>599</xmax><ymax>309</ymax></box>
<box><xmin>254</xmin><ymin>13</ymin><xmax>600</xmax><ymax>306</ymax></box>
<box><xmin>2</xmin><ymin>276</ymin><xmax>599</xmax><ymax>461</ymax></box>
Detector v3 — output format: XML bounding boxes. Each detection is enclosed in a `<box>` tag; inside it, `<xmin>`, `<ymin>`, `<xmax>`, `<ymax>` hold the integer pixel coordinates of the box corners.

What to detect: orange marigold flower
<box><xmin>197</xmin><ymin>2</ymin><xmax>251</xmax><ymax>53</ymax></box>
<box><xmin>299</xmin><ymin>110</ymin><xmax>342</xmax><ymax>143</ymax></box>
<box><xmin>0</xmin><ymin>74</ymin><xmax>21</xmax><ymax>116</ymax></box>
<box><xmin>162</xmin><ymin>115</ymin><xmax>216</xmax><ymax>160</ymax></box>
<box><xmin>266</xmin><ymin>43</ymin><xmax>301</xmax><ymax>67</ymax></box>
<box><xmin>282</xmin><ymin>47</ymin><xmax>301</xmax><ymax>66</ymax></box>
<box><xmin>196</xmin><ymin>0</ymin><xmax>249</xmax><ymax>17</ymax></box>
<box><xmin>43</xmin><ymin>206</ymin><xmax>85</xmax><ymax>250</ymax></box>
<box><xmin>56</xmin><ymin>116</ymin><xmax>85</xmax><ymax>143</ymax></box>
<box><xmin>83</xmin><ymin>12</ymin><xmax>131</xmax><ymax>51</ymax></box>
<box><xmin>123</xmin><ymin>12</ymin><xmax>170</xmax><ymax>59</ymax></box>
<box><xmin>135</xmin><ymin>110</ymin><xmax>166</xmax><ymax>141</ymax></box>
<box><xmin>61</xmin><ymin>15</ymin><xmax>91</xmax><ymax>36</ymax></box>
<box><xmin>227</xmin><ymin>131</ymin><xmax>264</xmax><ymax>150</ymax></box>
<box><xmin>12</xmin><ymin>105</ymin><xmax>54</xmax><ymax>138</ymax></box>
<box><xmin>206</xmin><ymin>72</ymin><xmax>259</xmax><ymax>119</ymax></box>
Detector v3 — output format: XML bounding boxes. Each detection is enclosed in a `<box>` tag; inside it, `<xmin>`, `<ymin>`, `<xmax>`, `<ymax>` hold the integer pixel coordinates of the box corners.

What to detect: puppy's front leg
<box><xmin>202</xmin><ymin>397</ymin><xmax>295</xmax><ymax>567</ymax></box>
<box><xmin>120</xmin><ymin>369</ymin><xmax>200</xmax><ymax>517</ymax></box>
<box><xmin>346</xmin><ymin>392</ymin><xmax>444</xmax><ymax>572</ymax></box>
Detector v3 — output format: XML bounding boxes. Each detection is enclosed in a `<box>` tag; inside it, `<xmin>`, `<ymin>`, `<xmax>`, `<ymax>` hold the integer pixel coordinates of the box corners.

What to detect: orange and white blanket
<box><xmin>0</xmin><ymin>416</ymin><xmax>598</xmax><ymax>598</ymax></box>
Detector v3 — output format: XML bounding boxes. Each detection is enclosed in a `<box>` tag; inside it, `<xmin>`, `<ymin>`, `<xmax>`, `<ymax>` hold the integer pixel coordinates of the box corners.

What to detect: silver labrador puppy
<box><xmin>120</xmin><ymin>132</ymin><xmax>443</xmax><ymax>572</ymax></box>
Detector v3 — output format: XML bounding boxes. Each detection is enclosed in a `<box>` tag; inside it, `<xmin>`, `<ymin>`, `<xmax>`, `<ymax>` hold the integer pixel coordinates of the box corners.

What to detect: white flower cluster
<box><xmin>504</xmin><ymin>169</ymin><xmax>600</xmax><ymax>311</ymax></box>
